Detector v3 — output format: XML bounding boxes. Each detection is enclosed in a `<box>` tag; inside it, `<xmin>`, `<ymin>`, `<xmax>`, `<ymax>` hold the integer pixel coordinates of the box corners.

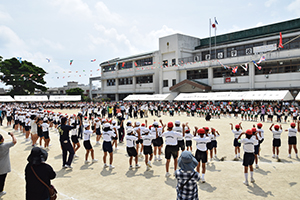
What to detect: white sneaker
<box><xmin>154</xmin><ymin>157</ymin><xmax>157</xmax><ymax>161</ymax></box>
<box><xmin>157</xmin><ymin>157</ymin><xmax>162</xmax><ymax>161</ymax></box>
<box><xmin>165</xmin><ymin>172</ymin><xmax>171</xmax><ymax>177</ymax></box>
<box><xmin>104</xmin><ymin>163</ymin><xmax>109</xmax><ymax>168</ymax></box>
<box><xmin>65</xmin><ymin>165</ymin><xmax>73</xmax><ymax>169</ymax></box>
<box><xmin>147</xmin><ymin>162</ymin><xmax>152</xmax><ymax>168</ymax></box>
<box><xmin>243</xmin><ymin>181</ymin><xmax>249</xmax><ymax>186</ymax></box>
<box><xmin>74</xmin><ymin>154</ymin><xmax>79</xmax><ymax>158</ymax></box>
<box><xmin>129</xmin><ymin>165</ymin><xmax>134</xmax><ymax>170</ymax></box>
<box><xmin>109</xmin><ymin>165</ymin><xmax>115</xmax><ymax>170</ymax></box>
<box><xmin>214</xmin><ymin>155</ymin><xmax>217</xmax><ymax>159</ymax></box>
<box><xmin>272</xmin><ymin>155</ymin><xmax>275</xmax><ymax>158</ymax></box>
<box><xmin>251</xmin><ymin>178</ymin><xmax>255</xmax><ymax>183</ymax></box>
<box><xmin>255</xmin><ymin>164</ymin><xmax>259</xmax><ymax>169</ymax></box>
<box><xmin>0</xmin><ymin>191</ymin><xmax>7</xmax><ymax>197</ymax></box>
<box><xmin>115</xmin><ymin>147</ymin><xmax>119</xmax><ymax>150</ymax></box>
<box><xmin>201</xmin><ymin>178</ymin><xmax>206</xmax><ymax>183</ymax></box>
<box><xmin>146</xmin><ymin>166</ymin><xmax>150</xmax><ymax>171</ymax></box>
<box><xmin>288</xmin><ymin>155</ymin><xmax>291</xmax><ymax>158</ymax></box>
<box><xmin>135</xmin><ymin>164</ymin><xmax>141</xmax><ymax>169</ymax></box>
<box><xmin>92</xmin><ymin>159</ymin><xmax>98</xmax><ymax>163</ymax></box>
<box><xmin>276</xmin><ymin>155</ymin><xmax>279</xmax><ymax>159</ymax></box>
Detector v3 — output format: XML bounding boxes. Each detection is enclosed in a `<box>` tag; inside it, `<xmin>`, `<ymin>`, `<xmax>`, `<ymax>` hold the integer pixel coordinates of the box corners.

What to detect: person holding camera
<box><xmin>0</xmin><ymin>132</ymin><xmax>17</xmax><ymax>197</ymax></box>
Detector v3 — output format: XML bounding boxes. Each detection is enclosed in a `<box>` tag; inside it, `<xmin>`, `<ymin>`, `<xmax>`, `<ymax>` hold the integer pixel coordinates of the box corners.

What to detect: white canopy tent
<box><xmin>14</xmin><ymin>95</ymin><xmax>48</xmax><ymax>102</ymax></box>
<box><xmin>296</xmin><ymin>92</ymin><xmax>300</xmax><ymax>101</ymax></box>
<box><xmin>174</xmin><ymin>93</ymin><xmax>215</xmax><ymax>101</ymax></box>
<box><xmin>123</xmin><ymin>94</ymin><xmax>173</xmax><ymax>101</ymax></box>
<box><xmin>0</xmin><ymin>96</ymin><xmax>15</xmax><ymax>102</ymax></box>
<box><xmin>49</xmin><ymin>95</ymin><xmax>81</xmax><ymax>102</ymax></box>
<box><xmin>243</xmin><ymin>90</ymin><xmax>294</xmax><ymax>101</ymax></box>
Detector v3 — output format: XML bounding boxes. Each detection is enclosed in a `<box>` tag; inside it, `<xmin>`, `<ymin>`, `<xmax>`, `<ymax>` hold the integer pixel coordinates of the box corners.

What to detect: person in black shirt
<box><xmin>58</xmin><ymin>117</ymin><xmax>76</xmax><ymax>168</ymax></box>
<box><xmin>25</xmin><ymin>147</ymin><xmax>56</xmax><ymax>200</ymax></box>
<box><xmin>117</xmin><ymin>113</ymin><xmax>125</xmax><ymax>143</ymax></box>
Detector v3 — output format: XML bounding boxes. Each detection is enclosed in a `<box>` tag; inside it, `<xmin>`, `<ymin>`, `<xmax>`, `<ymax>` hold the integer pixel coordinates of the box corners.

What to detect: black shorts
<box><xmin>112</xmin><ymin>136</ymin><xmax>118</xmax><ymax>141</ymax></box>
<box><xmin>127</xmin><ymin>147</ymin><xmax>137</xmax><ymax>157</ymax></box>
<box><xmin>273</xmin><ymin>138</ymin><xmax>281</xmax><ymax>147</ymax></box>
<box><xmin>15</xmin><ymin>120</ymin><xmax>19</xmax><ymax>125</ymax></box>
<box><xmin>233</xmin><ymin>138</ymin><xmax>241</xmax><ymax>147</ymax></box>
<box><xmin>293</xmin><ymin>116</ymin><xmax>297</xmax><ymax>120</ymax></box>
<box><xmin>143</xmin><ymin>145</ymin><xmax>153</xmax><ymax>155</ymax></box>
<box><xmin>211</xmin><ymin>140</ymin><xmax>217</xmax><ymax>148</ymax></box>
<box><xmin>21</xmin><ymin>122</ymin><xmax>25</xmax><ymax>127</ymax></box>
<box><xmin>243</xmin><ymin>152</ymin><xmax>255</xmax><ymax>166</ymax></box>
<box><xmin>195</xmin><ymin>149</ymin><xmax>207</xmax><ymax>163</ymax></box>
<box><xmin>43</xmin><ymin>131</ymin><xmax>49</xmax><ymax>139</ymax></box>
<box><xmin>71</xmin><ymin>135</ymin><xmax>79</xmax><ymax>144</ymax></box>
<box><xmin>206</xmin><ymin>142</ymin><xmax>212</xmax><ymax>150</ymax></box>
<box><xmin>25</xmin><ymin>126</ymin><xmax>30</xmax><ymax>131</ymax></box>
<box><xmin>259</xmin><ymin>138</ymin><xmax>264</xmax><ymax>144</ymax></box>
<box><xmin>136</xmin><ymin>138</ymin><xmax>143</xmax><ymax>145</ymax></box>
<box><xmin>84</xmin><ymin>140</ymin><xmax>92</xmax><ymax>150</ymax></box>
<box><xmin>254</xmin><ymin>145</ymin><xmax>259</xmax><ymax>155</ymax></box>
<box><xmin>177</xmin><ymin>140</ymin><xmax>185</xmax><ymax>151</ymax></box>
<box><xmin>38</xmin><ymin>131</ymin><xmax>44</xmax><ymax>137</ymax></box>
<box><xmin>7</xmin><ymin>116</ymin><xmax>12</xmax><ymax>122</ymax></box>
<box><xmin>185</xmin><ymin>140</ymin><xmax>192</xmax><ymax>147</ymax></box>
<box><xmin>53</xmin><ymin>121</ymin><xmax>58</xmax><ymax>125</ymax></box>
<box><xmin>165</xmin><ymin>145</ymin><xmax>178</xmax><ymax>159</ymax></box>
<box><xmin>103</xmin><ymin>141</ymin><xmax>113</xmax><ymax>153</ymax></box>
<box><xmin>288</xmin><ymin>136</ymin><xmax>297</xmax><ymax>145</ymax></box>
<box><xmin>153</xmin><ymin>137</ymin><xmax>163</xmax><ymax>147</ymax></box>
<box><xmin>96</xmin><ymin>128</ymin><xmax>101</xmax><ymax>135</ymax></box>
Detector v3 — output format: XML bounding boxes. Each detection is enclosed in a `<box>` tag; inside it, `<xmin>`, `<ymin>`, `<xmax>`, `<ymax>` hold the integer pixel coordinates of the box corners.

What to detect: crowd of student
<box><xmin>0</xmin><ymin>101</ymin><xmax>300</xmax><ymax>199</ymax></box>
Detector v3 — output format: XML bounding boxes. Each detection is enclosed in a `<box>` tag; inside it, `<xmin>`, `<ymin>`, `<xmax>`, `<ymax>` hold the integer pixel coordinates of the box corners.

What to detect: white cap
<box><xmin>84</xmin><ymin>124</ymin><xmax>90</xmax><ymax>128</ymax></box>
<box><xmin>102</xmin><ymin>119</ymin><xmax>106</xmax><ymax>122</ymax></box>
<box><xmin>136</xmin><ymin>121</ymin><xmax>140</xmax><ymax>126</ymax></box>
<box><xmin>43</xmin><ymin>117</ymin><xmax>48</xmax><ymax>121</ymax></box>
<box><xmin>127</xmin><ymin>128</ymin><xmax>134</xmax><ymax>134</ymax></box>
<box><xmin>117</xmin><ymin>113</ymin><xmax>122</xmax><ymax>116</ymax></box>
<box><xmin>175</xmin><ymin>120</ymin><xmax>180</xmax><ymax>125</ymax></box>
<box><xmin>112</xmin><ymin>120</ymin><xmax>116</xmax><ymax>124</ymax></box>
<box><xmin>103</xmin><ymin>123</ymin><xmax>110</xmax><ymax>128</ymax></box>
<box><xmin>153</xmin><ymin>121</ymin><xmax>159</xmax><ymax>126</ymax></box>
<box><xmin>143</xmin><ymin>128</ymin><xmax>150</xmax><ymax>134</ymax></box>
<box><xmin>95</xmin><ymin>118</ymin><xmax>100</xmax><ymax>121</ymax></box>
<box><xmin>127</xmin><ymin>120</ymin><xmax>132</xmax><ymax>124</ymax></box>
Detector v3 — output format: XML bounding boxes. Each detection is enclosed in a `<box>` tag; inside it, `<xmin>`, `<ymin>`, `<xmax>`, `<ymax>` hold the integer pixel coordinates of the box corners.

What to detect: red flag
<box><xmin>134</xmin><ymin>62</ymin><xmax>137</xmax><ymax>67</ymax></box>
<box><xmin>278</xmin><ymin>32</ymin><xmax>283</xmax><ymax>48</ymax></box>
<box><xmin>122</xmin><ymin>62</ymin><xmax>125</xmax><ymax>67</ymax></box>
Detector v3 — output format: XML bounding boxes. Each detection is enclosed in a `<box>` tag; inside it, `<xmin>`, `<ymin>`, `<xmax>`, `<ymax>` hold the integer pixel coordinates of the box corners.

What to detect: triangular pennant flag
<box><xmin>46</xmin><ymin>58</ymin><xmax>50</xmax><ymax>63</ymax></box>
<box><xmin>122</xmin><ymin>62</ymin><xmax>125</xmax><ymax>67</ymax></box>
<box><xmin>91</xmin><ymin>59</ymin><xmax>96</xmax><ymax>62</ymax></box>
<box><xmin>17</xmin><ymin>57</ymin><xmax>22</xmax><ymax>63</ymax></box>
<box><xmin>257</xmin><ymin>56</ymin><xmax>266</xmax><ymax>64</ymax></box>
<box><xmin>70</xmin><ymin>60</ymin><xmax>73</xmax><ymax>65</ymax></box>
<box><xmin>134</xmin><ymin>62</ymin><xmax>137</xmax><ymax>67</ymax></box>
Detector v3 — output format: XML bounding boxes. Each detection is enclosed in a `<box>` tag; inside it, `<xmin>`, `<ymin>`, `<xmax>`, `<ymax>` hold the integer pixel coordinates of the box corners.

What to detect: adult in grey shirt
<box><xmin>0</xmin><ymin>132</ymin><xmax>17</xmax><ymax>197</ymax></box>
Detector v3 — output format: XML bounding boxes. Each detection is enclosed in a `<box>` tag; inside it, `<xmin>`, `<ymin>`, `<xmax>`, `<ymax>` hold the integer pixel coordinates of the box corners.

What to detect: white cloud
<box><xmin>0</xmin><ymin>10</ymin><xmax>13</xmax><ymax>22</ymax></box>
<box><xmin>287</xmin><ymin>0</ymin><xmax>300</xmax><ymax>15</ymax></box>
<box><xmin>29</xmin><ymin>38</ymin><xmax>65</xmax><ymax>51</ymax></box>
<box><xmin>49</xmin><ymin>0</ymin><xmax>92</xmax><ymax>18</ymax></box>
<box><xmin>265</xmin><ymin>0</ymin><xmax>277</xmax><ymax>7</ymax></box>
<box><xmin>0</xmin><ymin>25</ymin><xmax>27</xmax><ymax>54</ymax></box>
<box><xmin>94</xmin><ymin>1</ymin><xmax>124</xmax><ymax>25</ymax></box>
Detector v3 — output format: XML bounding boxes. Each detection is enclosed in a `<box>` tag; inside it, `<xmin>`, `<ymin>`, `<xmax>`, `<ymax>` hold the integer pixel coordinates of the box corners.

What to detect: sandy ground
<box><xmin>1</xmin><ymin>109</ymin><xmax>300</xmax><ymax>200</ymax></box>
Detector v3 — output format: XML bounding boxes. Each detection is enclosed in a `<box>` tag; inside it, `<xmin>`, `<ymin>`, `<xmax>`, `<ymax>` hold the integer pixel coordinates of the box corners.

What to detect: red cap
<box><xmin>257</xmin><ymin>123</ymin><xmax>263</xmax><ymax>128</ymax></box>
<box><xmin>204</xmin><ymin>127</ymin><xmax>209</xmax><ymax>131</ymax></box>
<box><xmin>84</xmin><ymin>116</ymin><xmax>87</xmax><ymax>119</ymax></box>
<box><xmin>291</xmin><ymin>122</ymin><xmax>296</xmax><ymax>127</ymax></box>
<box><xmin>141</xmin><ymin>123</ymin><xmax>145</xmax><ymax>126</ymax></box>
<box><xmin>274</xmin><ymin>125</ymin><xmax>280</xmax><ymax>129</ymax></box>
<box><xmin>246</xmin><ymin>129</ymin><xmax>253</xmax><ymax>135</ymax></box>
<box><xmin>252</xmin><ymin>127</ymin><xmax>256</xmax><ymax>133</ymax></box>
<box><xmin>149</xmin><ymin>125</ymin><xmax>152</xmax><ymax>129</ymax></box>
<box><xmin>167</xmin><ymin>122</ymin><xmax>174</xmax><ymax>128</ymax></box>
<box><xmin>197</xmin><ymin>128</ymin><xmax>205</xmax><ymax>134</ymax></box>
<box><xmin>185</xmin><ymin>129</ymin><xmax>190</xmax><ymax>133</ymax></box>
<box><xmin>235</xmin><ymin>125</ymin><xmax>240</xmax><ymax>129</ymax></box>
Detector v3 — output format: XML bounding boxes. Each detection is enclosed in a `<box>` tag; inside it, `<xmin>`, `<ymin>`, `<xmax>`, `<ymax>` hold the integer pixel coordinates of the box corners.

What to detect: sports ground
<box><xmin>1</xmin><ymin>109</ymin><xmax>299</xmax><ymax>200</ymax></box>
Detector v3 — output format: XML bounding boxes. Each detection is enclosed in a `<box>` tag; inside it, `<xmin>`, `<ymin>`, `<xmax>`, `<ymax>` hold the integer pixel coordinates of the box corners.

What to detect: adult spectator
<box><xmin>0</xmin><ymin>132</ymin><xmax>17</xmax><ymax>197</ymax></box>
<box><xmin>25</xmin><ymin>147</ymin><xmax>56</xmax><ymax>200</ymax></box>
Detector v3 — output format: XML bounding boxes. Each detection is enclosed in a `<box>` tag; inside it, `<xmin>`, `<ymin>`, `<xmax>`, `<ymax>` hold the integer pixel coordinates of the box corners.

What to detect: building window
<box><xmin>213</xmin><ymin>66</ymin><xmax>249</xmax><ymax>78</ymax></box>
<box><xmin>172</xmin><ymin>79</ymin><xmax>176</xmax><ymax>86</ymax></box>
<box><xmin>163</xmin><ymin>60</ymin><xmax>168</xmax><ymax>67</ymax></box>
<box><xmin>107</xmin><ymin>79</ymin><xmax>116</xmax><ymax>86</ymax></box>
<box><xmin>102</xmin><ymin>65</ymin><xmax>116</xmax><ymax>72</ymax></box>
<box><xmin>163</xmin><ymin>80</ymin><xmax>168</xmax><ymax>87</ymax></box>
<box><xmin>118</xmin><ymin>77</ymin><xmax>133</xmax><ymax>85</ymax></box>
<box><xmin>136</xmin><ymin>57</ymin><xmax>153</xmax><ymax>67</ymax></box>
<box><xmin>118</xmin><ymin>61</ymin><xmax>132</xmax><ymax>70</ymax></box>
<box><xmin>255</xmin><ymin>59</ymin><xmax>300</xmax><ymax>75</ymax></box>
<box><xmin>172</xmin><ymin>59</ymin><xmax>176</xmax><ymax>66</ymax></box>
<box><xmin>107</xmin><ymin>94</ymin><xmax>115</xmax><ymax>101</ymax></box>
<box><xmin>187</xmin><ymin>69</ymin><xmax>208</xmax><ymax>79</ymax></box>
<box><xmin>136</xmin><ymin>75</ymin><xmax>153</xmax><ymax>84</ymax></box>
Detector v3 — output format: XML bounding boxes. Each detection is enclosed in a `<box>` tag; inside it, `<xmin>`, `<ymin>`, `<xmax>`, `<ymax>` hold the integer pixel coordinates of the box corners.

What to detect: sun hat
<box><xmin>27</xmin><ymin>147</ymin><xmax>48</xmax><ymax>165</ymax></box>
<box><xmin>178</xmin><ymin>151</ymin><xmax>198</xmax><ymax>171</ymax></box>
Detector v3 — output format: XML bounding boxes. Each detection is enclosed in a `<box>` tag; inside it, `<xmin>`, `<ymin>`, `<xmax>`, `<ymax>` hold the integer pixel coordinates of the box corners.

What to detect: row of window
<box><xmin>136</xmin><ymin>58</ymin><xmax>153</xmax><ymax>67</ymax></box>
<box><xmin>163</xmin><ymin>79</ymin><xmax>176</xmax><ymax>87</ymax></box>
<box><xmin>103</xmin><ymin>58</ymin><xmax>154</xmax><ymax>72</ymax></box>
<box><xmin>107</xmin><ymin>76</ymin><xmax>153</xmax><ymax>86</ymax></box>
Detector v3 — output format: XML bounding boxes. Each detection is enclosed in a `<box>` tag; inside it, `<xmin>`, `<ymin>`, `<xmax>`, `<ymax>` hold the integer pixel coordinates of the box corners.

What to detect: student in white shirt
<box><xmin>193</xmin><ymin>128</ymin><xmax>211</xmax><ymax>183</ymax></box>
<box><xmin>83</xmin><ymin>124</ymin><xmax>98</xmax><ymax>164</ymax></box>
<box><xmin>94</xmin><ymin>118</ymin><xmax>102</xmax><ymax>145</ymax></box>
<box><xmin>229</xmin><ymin>122</ymin><xmax>242</xmax><ymax>159</ymax></box>
<box><xmin>24</xmin><ymin>114</ymin><xmax>31</xmax><ymax>142</ymax></box>
<box><xmin>142</xmin><ymin>128</ymin><xmax>158</xmax><ymax>171</ymax></box>
<box><xmin>251</xmin><ymin>127</ymin><xmax>261</xmax><ymax>169</ymax></box>
<box><xmin>125</xmin><ymin>128</ymin><xmax>140</xmax><ymax>170</ymax></box>
<box><xmin>285</xmin><ymin>121</ymin><xmax>300</xmax><ymax>159</ymax></box>
<box><xmin>70</xmin><ymin>116</ymin><xmax>80</xmax><ymax>157</ymax></box>
<box><xmin>184</xmin><ymin>129</ymin><xmax>193</xmax><ymax>151</ymax></box>
<box><xmin>41</xmin><ymin>118</ymin><xmax>50</xmax><ymax>150</ymax></box>
<box><xmin>269</xmin><ymin>124</ymin><xmax>283</xmax><ymax>159</ymax></box>
<box><xmin>238</xmin><ymin>129</ymin><xmax>259</xmax><ymax>186</ymax></box>
<box><xmin>111</xmin><ymin>120</ymin><xmax>119</xmax><ymax>151</ymax></box>
<box><xmin>151</xmin><ymin>120</ymin><xmax>164</xmax><ymax>161</ymax></box>
<box><xmin>102</xmin><ymin>123</ymin><xmax>116</xmax><ymax>169</ymax></box>
<box><xmin>161</xmin><ymin>122</ymin><xmax>184</xmax><ymax>177</ymax></box>
<box><xmin>210</xmin><ymin>128</ymin><xmax>220</xmax><ymax>159</ymax></box>
<box><xmin>256</xmin><ymin>123</ymin><xmax>264</xmax><ymax>159</ymax></box>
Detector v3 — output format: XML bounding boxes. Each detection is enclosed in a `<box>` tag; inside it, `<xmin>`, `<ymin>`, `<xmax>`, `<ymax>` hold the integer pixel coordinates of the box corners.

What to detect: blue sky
<box><xmin>0</xmin><ymin>0</ymin><xmax>299</xmax><ymax>88</ymax></box>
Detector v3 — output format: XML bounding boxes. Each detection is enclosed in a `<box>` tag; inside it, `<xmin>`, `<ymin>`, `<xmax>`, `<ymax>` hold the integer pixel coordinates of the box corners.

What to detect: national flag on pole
<box><xmin>212</xmin><ymin>17</ymin><xmax>218</xmax><ymax>29</ymax></box>
<box><xmin>70</xmin><ymin>60</ymin><xmax>73</xmax><ymax>65</ymax></box>
<box><xmin>91</xmin><ymin>59</ymin><xmax>96</xmax><ymax>62</ymax></box>
<box><xmin>278</xmin><ymin>32</ymin><xmax>283</xmax><ymax>48</ymax></box>
<box><xmin>257</xmin><ymin>56</ymin><xmax>266</xmax><ymax>64</ymax></box>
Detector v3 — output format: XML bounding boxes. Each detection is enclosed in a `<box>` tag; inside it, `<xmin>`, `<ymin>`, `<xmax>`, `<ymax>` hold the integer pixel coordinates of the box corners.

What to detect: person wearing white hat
<box><xmin>125</xmin><ymin>128</ymin><xmax>140</xmax><ymax>170</ymax></box>
<box><xmin>111</xmin><ymin>120</ymin><xmax>119</xmax><ymax>151</ymax></box>
<box><xmin>83</xmin><ymin>124</ymin><xmax>98</xmax><ymax>164</ymax></box>
<box><xmin>102</xmin><ymin>123</ymin><xmax>116</xmax><ymax>169</ymax></box>
<box><xmin>142</xmin><ymin>128</ymin><xmax>158</xmax><ymax>171</ymax></box>
<box><xmin>24</xmin><ymin>114</ymin><xmax>31</xmax><ymax>142</ymax></box>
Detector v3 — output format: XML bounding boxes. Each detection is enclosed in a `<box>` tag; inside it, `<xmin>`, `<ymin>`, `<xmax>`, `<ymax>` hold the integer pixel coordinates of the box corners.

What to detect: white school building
<box><xmin>89</xmin><ymin>18</ymin><xmax>300</xmax><ymax>101</ymax></box>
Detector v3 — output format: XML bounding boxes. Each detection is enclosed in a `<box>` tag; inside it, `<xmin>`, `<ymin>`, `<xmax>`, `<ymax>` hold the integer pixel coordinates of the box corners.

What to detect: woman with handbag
<box><xmin>25</xmin><ymin>147</ymin><xmax>56</xmax><ymax>200</ymax></box>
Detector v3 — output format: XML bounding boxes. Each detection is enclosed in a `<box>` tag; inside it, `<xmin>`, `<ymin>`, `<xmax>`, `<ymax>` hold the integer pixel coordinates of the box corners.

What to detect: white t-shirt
<box><xmin>83</xmin><ymin>129</ymin><xmax>93</xmax><ymax>141</ymax></box>
<box><xmin>142</xmin><ymin>134</ymin><xmax>156</xmax><ymax>146</ymax></box>
<box><xmin>257</xmin><ymin>128</ymin><xmax>264</xmax><ymax>139</ymax></box>
<box><xmin>126</xmin><ymin>135</ymin><xmax>138</xmax><ymax>148</ymax></box>
<box><xmin>102</xmin><ymin>131</ymin><xmax>116</xmax><ymax>142</ymax></box>
<box><xmin>239</xmin><ymin>138</ymin><xmax>258</xmax><ymax>153</ymax></box>
<box><xmin>232</xmin><ymin>130</ymin><xmax>243</xmax><ymax>139</ymax></box>
<box><xmin>288</xmin><ymin>128</ymin><xmax>298</xmax><ymax>137</ymax></box>
<box><xmin>161</xmin><ymin>131</ymin><xmax>182</xmax><ymax>146</ymax></box>
<box><xmin>185</xmin><ymin>133</ymin><xmax>193</xmax><ymax>141</ymax></box>
<box><xmin>193</xmin><ymin>136</ymin><xmax>211</xmax><ymax>151</ymax></box>
<box><xmin>173</xmin><ymin>126</ymin><xmax>183</xmax><ymax>140</ymax></box>
<box><xmin>150</xmin><ymin>127</ymin><xmax>162</xmax><ymax>137</ymax></box>
<box><xmin>272</xmin><ymin>130</ymin><xmax>283</xmax><ymax>139</ymax></box>
<box><xmin>42</xmin><ymin>123</ymin><xmax>49</xmax><ymax>132</ymax></box>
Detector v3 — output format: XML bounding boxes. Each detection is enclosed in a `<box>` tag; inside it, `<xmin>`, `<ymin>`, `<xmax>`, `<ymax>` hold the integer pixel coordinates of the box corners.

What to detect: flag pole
<box><xmin>214</xmin><ymin>17</ymin><xmax>217</xmax><ymax>60</ymax></box>
<box><xmin>209</xmin><ymin>18</ymin><xmax>211</xmax><ymax>60</ymax></box>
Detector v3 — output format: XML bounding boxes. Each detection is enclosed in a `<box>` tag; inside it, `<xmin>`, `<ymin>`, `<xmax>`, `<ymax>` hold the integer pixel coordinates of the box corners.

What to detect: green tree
<box><xmin>65</xmin><ymin>87</ymin><xmax>84</xmax><ymax>95</ymax></box>
<box><xmin>0</xmin><ymin>57</ymin><xmax>47</xmax><ymax>95</ymax></box>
